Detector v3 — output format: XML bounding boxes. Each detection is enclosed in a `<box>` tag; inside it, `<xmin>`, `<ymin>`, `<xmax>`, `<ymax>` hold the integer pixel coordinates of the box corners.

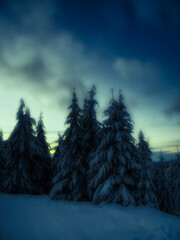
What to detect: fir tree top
<box><xmin>64</xmin><ymin>88</ymin><xmax>81</xmax><ymax>145</ymax></box>
<box><xmin>103</xmin><ymin>90</ymin><xmax>134</xmax><ymax>140</ymax></box>
<box><xmin>36</xmin><ymin>112</ymin><xmax>49</xmax><ymax>153</ymax></box>
<box><xmin>16</xmin><ymin>98</ymin><xmax>25</xmax><ymax>121</ymax></box>
<box><xmin>138</xmin><ymin>131</ymin><xmax>152</xmax><ymax>160</ymax></box>
<box><xmin>82</xmin><ymin>85</ymin><xmax>101</xmax><ymax>143</ymax></box>
<box><xmin>88</xmin><ymin>85</ymin><xmax>98</xmax><ymax>109</ymax></box>
<box><xmin>118</xmin><ymin>91</ymin><xmax>133</xmax><ymax>134</ymax></box>
<box><xmin>66</xmin><ymin>88</ymin><xmax>81</xmax><ymax>126</ymax></box>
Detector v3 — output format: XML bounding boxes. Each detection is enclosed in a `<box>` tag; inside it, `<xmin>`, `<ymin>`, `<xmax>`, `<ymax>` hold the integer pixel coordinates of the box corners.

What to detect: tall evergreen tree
<box><xmin>130</xmin><ymin>143</ymin><xmax>141</xmax><ymax>205</ymax></box>
<box><xmin>36</xmin><ymin>112</ymin><xmax>51</xmax><ymax>192</ymax></box>
<box><xmin>168</xmin><ymin>159</ymin><xmax>176</xmax><ymax>212</ymax></box>
<box><xmin>53</xmin><ymin>133</ymin><xmax>63</xmax><ymax>163</ymax></box>
<box><xmin>82</xmin><ymin>86</ymin><xmax>101</xmax><ymax>155</ymax></box>
<box><xmin>24</xmin><ymin>107</ymin><xmax>46</xmax><ymax>194</ymax></box>
<box><xmin>36</xmin><ymin>112</ymin><xmax>50</xmax><ymax>158</ymax></box>
<box><xmin>1</xmin><ymin>100</ymin><xmax>34</xmax><ymax>193</ymax></box>
<box><xmin>50</xmin><ymin>89</ymin><xmax>85</xmax><ymax>201</ymax></box>
<box><xmin>88</xmin><ymin>91</ymin><xmax>136</xmax><ymax>205</ymax></box>
<box><xmin>174</xmin><ymin>149</ymin><xmax>180</xmax><ymax>213</ymax></box>
<box><xmin>1</xmin><ymin>100</ymin><xmax>45</xmax><ymax>194</ymax></box>
<box><xmin>157</xmin><ymin>151</ymin><xmax>172</xmax><ymax>213</ymax></box>
<box><xmin>152</xmin><ymin>161</ymin><xmax>160</xmax><ymax>208</ymax></box>
<box><xmin>81</xmin><ymin>86</ymin><xmax>101</xmax><ymax>197</ymax></box>
<box><xmin>51</xmin><ymin>133</ymin><xmax>64</xmax><ymax>186</ymax></box>
<box><xmin>137</xmin><ymin>131</ymin><xmax>157</xmax><ymax>207</ymax></box>
<box><xmin>81</xmin><ymin>98</ymin><xmax>89</xmax><ymax>171</ymax></box>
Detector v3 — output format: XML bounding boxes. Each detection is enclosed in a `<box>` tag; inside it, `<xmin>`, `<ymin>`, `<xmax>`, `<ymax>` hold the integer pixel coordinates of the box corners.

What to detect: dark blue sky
<box><xmin>57</xmin><ymin>0</ymin><xmax>180</xmax><ymax>63</ymax></box>
<box><xmin>0</xmin><ymin>0</ymin><xmax>179</xmax><ymax>158</ymax></box>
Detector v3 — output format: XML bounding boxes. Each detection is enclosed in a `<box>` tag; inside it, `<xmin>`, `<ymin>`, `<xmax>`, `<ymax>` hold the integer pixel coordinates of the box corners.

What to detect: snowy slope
<box><xmin>0</xmin><ymin>193</ymin><xmax>180</xmax><ymax>240</ymax></box>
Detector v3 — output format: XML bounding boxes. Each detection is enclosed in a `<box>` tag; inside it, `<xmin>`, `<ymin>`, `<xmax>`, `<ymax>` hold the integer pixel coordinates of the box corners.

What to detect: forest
<box><xmin>0</xmin><ymin>86</ymin><xmax>179</xmax><ymax>216</ymax></box>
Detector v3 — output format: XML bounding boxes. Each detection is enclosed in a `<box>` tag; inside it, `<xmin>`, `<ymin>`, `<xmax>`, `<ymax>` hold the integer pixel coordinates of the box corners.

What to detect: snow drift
<box><xmin>0</xmin><ymin>193</ymin><xmax>180</xmax><ymax>240</ymax></box>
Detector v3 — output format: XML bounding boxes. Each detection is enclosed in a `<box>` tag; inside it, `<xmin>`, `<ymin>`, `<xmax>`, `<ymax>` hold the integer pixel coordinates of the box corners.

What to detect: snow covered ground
<box><xmin>0</xmin><ymin>193</ymin><xmax>180</xmax><ymax>240</ymax></box>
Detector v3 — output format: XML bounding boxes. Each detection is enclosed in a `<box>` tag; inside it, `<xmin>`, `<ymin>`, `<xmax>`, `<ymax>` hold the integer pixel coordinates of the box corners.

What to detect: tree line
<box><xmin>0</xmin><ymin>86</ymin><xmax>179</xmax><ymax>215</ymax></box>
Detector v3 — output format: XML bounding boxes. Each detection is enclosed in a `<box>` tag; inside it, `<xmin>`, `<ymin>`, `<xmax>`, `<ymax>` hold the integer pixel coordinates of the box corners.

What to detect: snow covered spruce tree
<box><xmin>174</xmin><ymin>152</ymin><xmax>180</xmax><ymax>213</ymax></box>
<box><xmin>137</xmin><ymin>131</ymin><xmax>157</xmax><ymax>207</ymax></box>
<box><xmin>24</xmin><ymin>108</ymin><xmax>47</xmax><ymax>194</ymax></box>
<box><xmin>1</xmin><ymin>99</ymin><xmax>46</xmax><ymax>194</ymax></box>
<box><xmin>130</xmin><ymin>143</ymin><xmax>142</xmax><ymax>205</ymax></box>
<box><xmin>157</xmin><ymin>151</ymin><xmax>172</xmax><ymax>214</ymax></box>
<box><xmin>50</xmin><ymin>89</ymin><xmax>85</xmax><ymax>201</ymax></box>
<box><xmin>152</xmin><ymin>160</ymin><xmax>160</xmax><ymax>204</ymax></box>
<box><xmin>36</xmin><ymin>112</ymin><xmax>52</xmax><ymax>192</ymax></box>
<box><xmin>1</xmin><ymin>99</ymin><xmax>33</xmax><ymax>193</ymax></box>
<box><xmin>51</xmin><ymin>133</ymin><xmax>64</xmax><ymax>183</ymax></box>
<box><xmin>80</xmin><ymin>86</ymin><xmax>101</xmax><ymax>197</ymax></box>
<box><xmin>168</xmin><ymin>160</ymin><xmax>177</xmax><ymax>212</ymax></box>
<box><xmin>53</xmin><ymin>133</ymin><xmax>63</xmax><ymax>162</ymax></box>
<box><xmin>88</xmin><ymin>91</ymin><xmax>137</xmax><ymax>205</ymax></box>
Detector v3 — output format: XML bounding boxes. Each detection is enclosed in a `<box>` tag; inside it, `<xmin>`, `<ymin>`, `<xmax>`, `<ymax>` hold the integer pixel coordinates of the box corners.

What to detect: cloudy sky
<box><xmin>0</xmin><ymin>0</ymin><xmax>179</xmax><ymax>159</ymax></box>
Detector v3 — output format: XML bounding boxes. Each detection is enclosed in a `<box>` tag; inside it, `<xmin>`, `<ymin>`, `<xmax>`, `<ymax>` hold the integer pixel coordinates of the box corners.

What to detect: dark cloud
<box><xmin>0</xmin><ymin>0</ymin><xmax>178</xmax><ymax>104</ymax></box>
<box><xmin>0</xmin><ymin>42</ymin><xmax>47</xmax><ymax>85</ymax></box>
<box><xmin>165</xmin><ymin>91</ymin><xmax>180</xmax><ymax>116</ymax></box>
<box><xmin>125</xmin><ymin>97</ymin><xmax>139</xmax><ymax>109</ymax></box>
<box><xmin>20</xmin><ymin>56</ymin><xmax>47</xmax><ymax>81</ymax></box>
<box><xmin>114</xmin><ymin>58</ymin><xmax>164</xmax><ymax>95</ymax></box>
<box><xmin>0</xmin><ymin>0</ymin><xmax>92</xmax><ymax>109</ymax></box>
<box><xmin>0</xmin><ymin>22</ymin><xmax>91</xmax><ymax>110</ymax></box>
